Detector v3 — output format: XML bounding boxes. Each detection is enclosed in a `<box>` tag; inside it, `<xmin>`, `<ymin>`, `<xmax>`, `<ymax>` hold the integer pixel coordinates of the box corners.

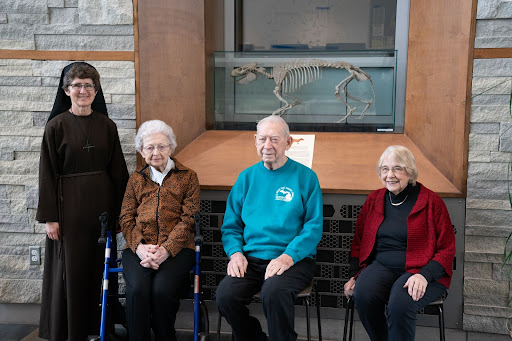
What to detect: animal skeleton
<box><xmin>231</xmin><ymin>59</ymin><xmax>376</xmax><ymax>123</ymax></box>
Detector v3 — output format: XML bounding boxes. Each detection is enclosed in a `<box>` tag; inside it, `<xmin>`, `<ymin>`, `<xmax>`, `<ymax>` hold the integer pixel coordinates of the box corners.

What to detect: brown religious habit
<box><xmin>36</xmin><ymin>110</ymin><xmax>129</xmax><ymax>341</ymax></box>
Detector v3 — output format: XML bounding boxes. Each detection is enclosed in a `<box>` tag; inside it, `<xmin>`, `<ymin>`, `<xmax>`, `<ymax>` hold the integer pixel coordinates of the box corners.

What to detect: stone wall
<box><xmin>0</xmin><ymin>0</ymin><xmax>136</xmax><ymax>307</ymax></box>
<box><xmin>464</xmin><ymin>0</ymin><xmax>512</xmax><ymax>334</ymax></box>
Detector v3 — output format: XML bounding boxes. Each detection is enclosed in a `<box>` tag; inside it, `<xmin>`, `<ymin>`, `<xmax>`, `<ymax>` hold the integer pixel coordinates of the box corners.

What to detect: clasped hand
<box><xmin>136</xmin><ymin>244</ymin><xmax>169</xmax><ymax>270</ymax></box>
<box><xmin>227</xmin><ymin>252</ymin><xmax>294</xmax><ymax>279</ymax></box>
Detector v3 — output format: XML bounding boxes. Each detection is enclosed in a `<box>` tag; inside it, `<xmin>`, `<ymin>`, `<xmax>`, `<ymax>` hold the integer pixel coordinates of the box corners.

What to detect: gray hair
<box><xmin>256</xmin><ymin>115</ymin><xmax>290</xmax><ymax>137</ymax></box>
<box><xmin>135</xmin><ymin>120</ymin><xmax>177</xmax><ymax>154</ymax></box>
<box><xmin>376</xmin><ymin>145</ymin><xmax>418</xmax><ymax>185</ymax></box>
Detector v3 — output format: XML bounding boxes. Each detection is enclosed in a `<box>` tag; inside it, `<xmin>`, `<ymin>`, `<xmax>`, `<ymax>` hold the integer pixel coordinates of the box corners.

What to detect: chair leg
<box><xmin>305</xmin><ymin>298</ymin><xmax>311</xmax><ymax>341</ymax></box>
<box><xmin>217</xmin><ymin>310</ymin><xmax>222</xmax><ymax>341</ymax></box>
<box><xmin>316</xmin><ymin>293</ymin><xmax>322</xmax><ymax>341</ymax></box>
<box><xmin>343</xmin><ymin>297</ymin><xmax>350</xmax><ymax>341</ymax></box>
<box><xmin>438</xmin><ymin>304</ymin><xmax>445</xmax><ymax>341</ymax></box>
<box><xmin>348</xmin><ymin>298</ymin><xmax>354</xmax><ymax>341</ymax></box>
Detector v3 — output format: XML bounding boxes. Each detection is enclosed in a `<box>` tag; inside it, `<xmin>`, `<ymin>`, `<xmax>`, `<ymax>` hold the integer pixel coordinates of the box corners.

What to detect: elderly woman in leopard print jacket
<box><xmin>119</xmin><ymin>119</ymin><xmax>200</xmax><ymax>341</ymax></box>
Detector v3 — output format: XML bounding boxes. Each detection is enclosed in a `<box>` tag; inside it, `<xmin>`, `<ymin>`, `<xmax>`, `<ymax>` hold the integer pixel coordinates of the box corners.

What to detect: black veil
<box><xmin>47</xmin><ymin>62</ymin><xmax>108</xmax><ymax>123</ymax></box>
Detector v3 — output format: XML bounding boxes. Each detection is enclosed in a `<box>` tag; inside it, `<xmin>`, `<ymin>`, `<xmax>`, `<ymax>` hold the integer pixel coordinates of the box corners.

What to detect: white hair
<box><xmin>377</xmin><ymin>145</ymin><xmax>418</xmax><ymax>185</ymax></box>
<box><xmin>135</xmin><ymin>120</ymin><xmax>177</xmax><ymax>153</ymax></box>
<box><xmin>256</xmin><ymin>115</ymin><xmax>290</xmax><ymax>137</ymax></box>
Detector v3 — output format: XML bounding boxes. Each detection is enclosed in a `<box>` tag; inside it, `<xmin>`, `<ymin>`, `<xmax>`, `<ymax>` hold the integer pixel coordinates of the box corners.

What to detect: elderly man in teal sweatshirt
<box><xmin>216</xmin><ymin>115</ymin><xmax>323</xmax><ymax>341</ymax></box>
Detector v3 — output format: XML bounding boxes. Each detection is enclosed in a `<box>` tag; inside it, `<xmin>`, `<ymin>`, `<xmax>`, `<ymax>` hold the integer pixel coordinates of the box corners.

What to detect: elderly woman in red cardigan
<box><xmin>344</xmin><ymin>145</ymin><xmax>455</xmax><ymax>341</ymax></box>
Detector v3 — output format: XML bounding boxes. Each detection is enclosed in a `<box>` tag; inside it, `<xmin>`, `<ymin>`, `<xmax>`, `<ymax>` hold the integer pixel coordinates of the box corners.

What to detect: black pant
<box><xmin>216</xmin><ymin>256</ymin><xmax>315</xmax><ymax>341</ymax></box>
<box><xmin>353</xmin><ymin>261</ymin><xmax>447</xmax><ymax>341</ymax></box>
<box><xmin>122</xmin><ymin>248</ymin><xmax>195</xmax><ymax>341</ymax></box>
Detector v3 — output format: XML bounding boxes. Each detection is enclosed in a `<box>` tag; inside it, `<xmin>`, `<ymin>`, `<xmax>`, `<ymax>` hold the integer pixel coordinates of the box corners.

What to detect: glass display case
<box><xmin>214</xmin><ymin>50</ymin><xmax>399</xmax><ymax>132</ymax></box>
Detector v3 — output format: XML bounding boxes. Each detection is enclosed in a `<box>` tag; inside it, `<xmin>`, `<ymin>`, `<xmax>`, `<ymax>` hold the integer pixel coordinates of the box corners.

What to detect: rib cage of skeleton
<box><xmin>230</xmin><ymin>59</ymin><xmax>376</xmax><ymax>123</ymax></box>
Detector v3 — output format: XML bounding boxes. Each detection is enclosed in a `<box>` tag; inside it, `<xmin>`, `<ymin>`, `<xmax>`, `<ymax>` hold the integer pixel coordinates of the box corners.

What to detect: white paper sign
<box><xmin>286</xmin><ymin>134</ymin><xmax>315</xmax><ymax>169</ymax></box>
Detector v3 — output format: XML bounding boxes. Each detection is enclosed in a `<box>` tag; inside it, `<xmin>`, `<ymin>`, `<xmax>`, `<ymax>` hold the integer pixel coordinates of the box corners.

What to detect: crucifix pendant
<box><xmin>83</xmin><ymin>143</ymin><xmax>95</xmax><ymax>151</ymax></box>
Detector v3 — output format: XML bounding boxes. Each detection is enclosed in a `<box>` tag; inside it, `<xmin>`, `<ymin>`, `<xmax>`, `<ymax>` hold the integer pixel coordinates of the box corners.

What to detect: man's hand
<box><xmin>403</xmin><ymin>273</ymin><xmax>428</xmax><ymax>301</ymax></box>
<box><xmin>227</xmin><ymin>252</ymin><xmax>248</xmax><ymax>278</ymax></box>
<box><xmin>265</xmin><ymin>254</ymin><xmax>294</xmax><ymax>279</ymax></box>
<box><xmin>344</xmin><ymin>277</ymin><xmax>356</xmax><ymax>298</ymax></box>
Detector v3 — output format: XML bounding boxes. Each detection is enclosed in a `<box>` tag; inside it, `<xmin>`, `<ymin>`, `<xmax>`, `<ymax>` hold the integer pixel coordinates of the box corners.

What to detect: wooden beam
<box><xmin>0</xmin><ymin>50</ymin><xmax>134</xmax><ymax>61</ymax></box>
<box><xmin>474</xmin><ymin>48</ymin><xmax>512</xmax><ymax>59</ymax></box>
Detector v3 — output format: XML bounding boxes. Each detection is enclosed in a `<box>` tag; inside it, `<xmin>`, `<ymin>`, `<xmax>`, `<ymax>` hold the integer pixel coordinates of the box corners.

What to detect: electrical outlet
<box><xmin>29</xmin><ymin>246</ymin><xmax>40</xmax><ymax>265</ymax></box>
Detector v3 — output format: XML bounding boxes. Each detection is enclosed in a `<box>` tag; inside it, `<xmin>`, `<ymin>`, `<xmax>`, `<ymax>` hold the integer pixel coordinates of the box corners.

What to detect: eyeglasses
<box><xmin>70</xmin><ymin>83</ymin><xmax>95</xmax><ymax>91</ymax></box>
<box><xmin>380</xmin><ymin>166</ymin><xmax>406</xmax><ymax>175</ymax></box>
<box><xmin>255</xmin><ymin>135</ymin><xmax>281</xmax><ymax>145</ymax></box>
<box><xmin>143</xmin><ymin>144</ymin><xmax>170</xmax><ymax>153</ymax></box>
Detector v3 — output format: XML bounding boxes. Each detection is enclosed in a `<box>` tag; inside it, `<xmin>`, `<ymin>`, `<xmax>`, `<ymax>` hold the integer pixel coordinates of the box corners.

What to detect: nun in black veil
<box><xmin>37</xmin><ymin>62</ymin><xmax>129</xmax><ymax>340</ymax></box>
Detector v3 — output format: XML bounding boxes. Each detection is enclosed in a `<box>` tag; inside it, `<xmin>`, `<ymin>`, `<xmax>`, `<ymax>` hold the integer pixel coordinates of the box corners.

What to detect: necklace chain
<box><xmin>389</xmin><ymin>192</ymin><xmax>408</xmax><ymax>206</ymax></box>
<box><xmin>70</xmin><ymin>110</ymin><xmax>95</xmax><ymax>151</ymax></box>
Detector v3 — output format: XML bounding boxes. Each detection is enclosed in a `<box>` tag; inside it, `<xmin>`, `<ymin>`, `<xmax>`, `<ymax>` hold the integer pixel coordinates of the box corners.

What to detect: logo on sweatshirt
<box><xmin>275</xmin><ymin>187</ymin><xmax>294</xmax><ymax>202</ymax></box>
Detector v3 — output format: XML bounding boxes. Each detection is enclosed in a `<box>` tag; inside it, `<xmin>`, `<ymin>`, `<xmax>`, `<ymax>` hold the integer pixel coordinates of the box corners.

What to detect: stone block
<box><xmin>469</xmin><ymin>133</ymin><xmax>500</xmax><ymax>152</ymax></box>
<box><xmin>6</xmin><ymin>185</ymin><xmax>27</xmax><ymax>200</ymax></box>
<box><xmin>465</xmin><ymin>262</ymin><xmax>493</xmax><ymax>279</ymax></box>
<box><xmin>477</xmin><ymin>0</ymin><xmax>512</xmax><ymax>19</ymax></box>
<box><xmin>0</xmin><ymin>111</ymin><xmax>33</xmax><ymax>127</ymax></box>
<box><xmin>14</xmin><ymin>151</ymin><xmax>40</xmax><ymax>161</ymax></box>
<box><xmin>0</xmin><ymin>100</ymin><xmax>53</xmax><ymax>112</ymax></box>
<box><xmin>476</xmin><ymin>37</ymin><xmax>512</xmax><ymax>49</ymax></box>
<box><xmin>0</xmin><ymin>186</ymin><xmax>6</xmax><ymax>199</ymax></box>
<box><xmin>112</xmin><ymin>119</ymin><xmax>136</xmax><ymax>129</ymax></box>
<box><xmin>31</xmin><ymin>60</ymin><xmax>73</xmax><ymax>77</ymax></box>
<box><xmin>466</xmin><ymin>235</ymin><xmax>505</xmax><ymax>254</ymax></box>
<box><xmin>469</xmin><ymin>151</ymin><xmax>491</xmax><ymax>162</ymax></box>
<box><xmin>0</xmin><ymin>223</ymin><xmax>32</xmax><ymax>233</ymax></box>
<box><xmin>118</xmin><ymin>129</ymin><xmax>135</xmax><ymax>145</ymax></box>
<box><xmin>101</xmin><ymin>78</ymin><xmax>135</xmax><ymax>95</ymax></box>
<box><xmin>0</xmin><ymin>39</ymin><xmax>35</xmax><ymax>50</ymax></box>
<box><xmin>0</xmin><ymin>200</ymin><xmax>11</xmax><ymax>214</ymax></box>
<box><xmin>0</xmin><ymin>136</ymin><xmax>44</xmax><ymax>152</ymax></box>
<box><xmin>466</xmin><ymin>225</ymin><xmax>512</xmax><ymax>238</ymax></box>
<box><xmin>0</xmin><ymin>24</ymin><xmax>34</xmax><ymax>41</ymax></box>
<box><xmin>0</xmin><ymin>86</ymin><xmax>56</xmax><ymax>102</ymax></box>
<box><xmin>41</xmin><ymin>76</ymin><xmax>59</xmax><ymax>87</ymax></box>
<box><xmin>0</xmin><ymin>126</ymin><xmax>44</xmax><ymax>137</ymax></box>
<box><xmin>7</xmin><ymin>13</ymin><xmax>49</xmax><ymax>24</ymax></box>
<box><xmin>48</xmin><ymin>7</ymin><xmax>78</xmax><ymax>24</ymax></box>
<box><xmin>468</xmin><ymin>162</ymin><xmax>508</xmax><ymax>180</ymax></box>
<box><xmin>500</xmin><ymin>123</ymin><xmax>512</xmax><ymax>152</ymax></box>
<box><xmin>95</xmin><ymin>67</ymin><xmax>135</xmax><ymax>79</ymax></box>
<box><xmin>471</xmin><ymin>123</ymin><xmax>501</xmax><ymax>134</ymax></box>
<box><xmin>121</xmin><ymin>144</ymin><xmax>136</xmax><ymax>154</ymax></box>
<box><xmin>0</xmin><ymin>175</ymin><xmax>38</xmax><ymax>187</ymax></box>
<box><xmin>35</xmin><ymin>34</ymin><xmax>134</xmax><ymax>51</ymax></box>
<box><xmin>471</xmin><ymin>94</ymin><xmax>510</xmax><ymax>106</ymax></box>
<box><xmin>25</xmin><ymin>186</ymin><xmax>38</xmax><ymax>209</ymax></box>
<box><xmin>491</xmin><ymin>152</ymin><xmax>512</xmax><ymax>162</ymax></box>
<box><xmin>493</xmin><ymin>263</ymin><xmax>512</xmax><ymax>281</ymax></box>
<box><xmin>0</xmin><ymin>1</ymin><xmax>48</xmax><ymax>13</ymax></box>
<box><xmin>467</xmin><ymin>208</ymin><xmax>512</xmax><ymax>227</ymax></box>
<box><xmin>471</xmin><ymin>105</ymin><xmax>512</xmax><ymax>123</ymax></box>
<box><xmin>472</xmin><ymin>77</ymin><xmax>511</xmax><ymax>96</ymax></box>
<box><xmin>464</xmin><ymin>278</ymin><xmax>509</xmax><ymax>306</ymax></box>
<box><xmin>0</xmin><ymin>76</ymin><xmax>41</xmax><ymax>86</ymax></box>
<box><xmin>32</xmin><ymin>24</ymin><xmax>134</xmax><ymax>36</ymax></box>
<box><xmin>33</xmin><ymin>112</ymin><xmax>50</xmax><ymax>127</ymax></box>
<box><xmin>47</xmin><ymin>0</ymin><xmax>65</xmax><ymax>7</ymax></box>
<box><xmin>474</xmin><ymin>59</ymin><xmax>512</xmax><ymax>77</ymax></box>
<box><xmin>0</xmin><ymin>13</ymin><xmax>6</xmax><ymax>24</ymax></box>
<box><xmin>464</xmin><ymin>304</ymin><xmax>511</xmax><ymax>319</ymax></box>
<box><xmin>9</xmin><ymin>199</ymin><xmax>26</xmax><ymax>214</ymax></box>
<box><xmin>0</xmin><ymin>160</ymin><xmax>38</xmax><ymax>176</ymax></box>
<box><xmin>0</xmin><ymin>150</ymin><xmax>14</xmax><ymax>161</ymax></box>
<box><xmin>463</xmin><ymin>314</ymin><xmax>509</xmax><ymax>334</ymax></box>
<box><xmin>476</xmin><ymin>19</ymin><xmax>512</xmax><ymax>38</ymax></box>
<box><xmin>65</xmin><ymin>0</ymin><xmax>78</xmax><ymax>7</ymax></box>
<box><xmin>107</xmin><ymin>104</ymin><xmax>136</xmax><ymax>119</ymax></box>
<box><xmin>0</xmin><ymin>279</ymin><xmax>41</xmax><ymax>304</ymax></box>
<box><xmin>0</xmin><ymin>231</ymin><xmax>45</xmax><ymax>247</ymax></box>
<box><xmin>78</xmin><ymin>0</ymin><xmax>133</xmax><ymax>25</ymax></box>
<box><xmin>0</xmin><ymin>255</ymin><xmax>42</xmax><ymax>279</ymax></box>
<box><xmin>111</xmin><ymin>94</ymin><xmax>135</xmax><ymax>104</ymax></box>
<box><xmin>467</xmin><ymin>198</ymin><xmax>511</xmax><ymax>210</ymax></box>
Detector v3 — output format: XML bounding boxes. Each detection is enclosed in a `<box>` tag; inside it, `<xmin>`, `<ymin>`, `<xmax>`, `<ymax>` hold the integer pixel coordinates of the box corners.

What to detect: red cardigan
<box><xmin>350</xmin><ymin>183</ymin><xmax>455</xmax><ymax>288</ymax></box>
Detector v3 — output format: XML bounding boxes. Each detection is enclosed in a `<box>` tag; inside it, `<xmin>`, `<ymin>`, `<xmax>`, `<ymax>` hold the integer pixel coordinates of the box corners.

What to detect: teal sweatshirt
<box><xmin>221</xmin><ymin>159</ymin><xmax>323</xmax><ymax>263</ymax></box>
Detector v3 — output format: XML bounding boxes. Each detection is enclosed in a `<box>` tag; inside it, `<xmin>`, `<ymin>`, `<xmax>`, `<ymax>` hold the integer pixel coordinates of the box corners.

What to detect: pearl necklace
<box><xmin>389</xmin><ymin>192</ymin><xmax>408</xmax><ymax>206</ymax></box>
